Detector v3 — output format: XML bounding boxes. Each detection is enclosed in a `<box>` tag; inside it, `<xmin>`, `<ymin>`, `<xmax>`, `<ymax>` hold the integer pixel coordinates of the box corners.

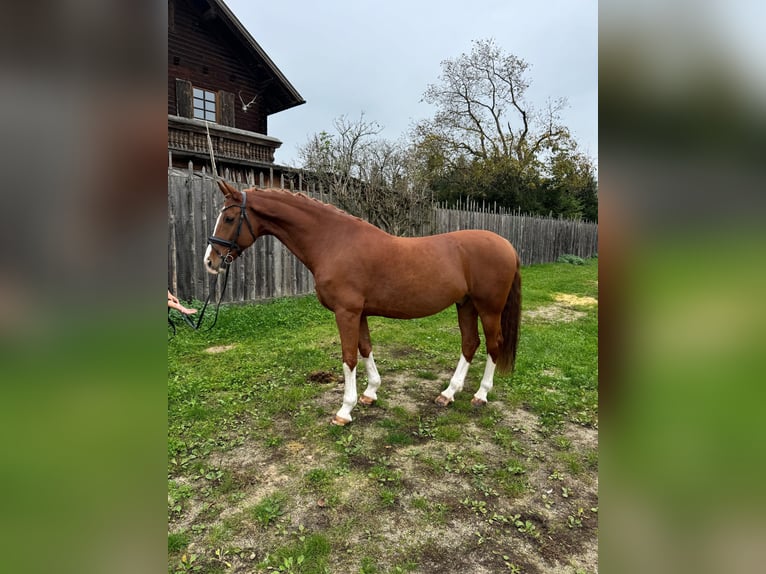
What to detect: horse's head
<box><xmin>204</xmin><ymin>180</ymin><xmax>258</xmax><ymax>274</ymax></box>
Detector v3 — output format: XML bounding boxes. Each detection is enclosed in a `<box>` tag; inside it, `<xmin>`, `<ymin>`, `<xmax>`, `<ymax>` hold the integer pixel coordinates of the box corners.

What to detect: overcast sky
<box><xmin>225</xmin><ymin>0</ymin><xmax>598</xmax><ymax>168</ymax></box>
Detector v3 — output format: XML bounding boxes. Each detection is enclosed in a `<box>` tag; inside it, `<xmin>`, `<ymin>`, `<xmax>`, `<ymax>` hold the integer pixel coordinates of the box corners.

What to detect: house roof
<box><xmin>205</xmin><ymin>0</ymin><xmax>306</xmax><ymax>115</ymax></box>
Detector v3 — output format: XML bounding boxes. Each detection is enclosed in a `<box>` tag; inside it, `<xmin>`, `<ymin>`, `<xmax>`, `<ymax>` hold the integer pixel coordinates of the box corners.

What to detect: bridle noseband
<box><xmin>207</xmin><ymin>191</ymin><xmax>256</xmax><ymax>265</ymax></box>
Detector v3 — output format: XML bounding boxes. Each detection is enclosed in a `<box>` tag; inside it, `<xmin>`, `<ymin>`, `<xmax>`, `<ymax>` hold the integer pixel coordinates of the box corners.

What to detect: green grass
<box><xmin>168</xmin><ymin>258</ymin><xmax>598</xmax><ymax>573</ymax></box>
<box><xmin>249</xmin><ymin>492</ymin><xmax>287</xmax><ymax>528</ymax></box>
<box><xmin>168</xmin><ymin>531</ymin><xmax>189</xmax><ymax>553</ymax></box>
<box><xmin>260</xmin><ymin>533</ymin><xmax>331</xmax><ymax>573</ymax></box>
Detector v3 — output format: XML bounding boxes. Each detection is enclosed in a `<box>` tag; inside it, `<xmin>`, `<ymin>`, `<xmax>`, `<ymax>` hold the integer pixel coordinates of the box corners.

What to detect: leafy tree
<box><xmin>542</xmin><ymin>149</ymin><xmax>598</xmax><ymax>220</ymax></box>
<box><xmin>412</xmin><ymin>38</ymin><xmax>596</xmax><ymax>218</ymax></box>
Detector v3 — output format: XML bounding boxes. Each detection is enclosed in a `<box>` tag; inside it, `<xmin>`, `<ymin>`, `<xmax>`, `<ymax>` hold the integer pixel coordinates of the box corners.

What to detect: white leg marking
<box><xmin>203</xmin><ymin>212</ymin><xmax>223</xmax><ymax>275</ymax></box>
<box><xmin>473</xmin><ymin>357</ymin><xmax>497</xmax><ymax>403</ymax></box>
<box><xmin>335</xmin><ymin>363</ymin><xmax>358</xmax><ymax>422</ymax></box>
<box><xmin>361</xmin><ymin>352</ymin><xmax>382</xmax><ymax>401</ymax></box>
<box><xmin>441</xmin><ymin>354</ymin><xmax>471</xmax><ymax>401</ymax></box>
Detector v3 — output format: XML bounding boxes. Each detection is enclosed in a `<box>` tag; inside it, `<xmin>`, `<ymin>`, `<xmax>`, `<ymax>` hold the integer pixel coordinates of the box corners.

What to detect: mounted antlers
<box><xmin>238</xmin><ymin>91</ymin><xmax>257</xmax><ymax>112</ymax></box>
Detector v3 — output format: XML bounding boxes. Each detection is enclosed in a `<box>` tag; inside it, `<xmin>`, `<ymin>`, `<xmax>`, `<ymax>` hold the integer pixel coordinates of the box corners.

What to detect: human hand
<box><xmin>168</xmin><ymin>290</ymin><xmax>197</xmax><ymax>315</ymax></box>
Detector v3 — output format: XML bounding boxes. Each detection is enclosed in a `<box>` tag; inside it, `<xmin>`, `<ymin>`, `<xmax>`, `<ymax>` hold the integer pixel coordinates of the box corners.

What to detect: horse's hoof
<box><xmin>471</xmin><ymin>397</ymin><xmax>487</xmax><ymax>408</ymax></box>
<box><xmin>358</xmin><ymin>395</ymin><xmax>375</xmax><ymax>406</ymax></box>
<box><xmin>434</xmin><ymin>394</ymin><xmax>453</xmax><ymax>407</ymax></box>
<box><xmin>331</xmin><ymin>415</ymin><xmax>352</xmax><ymax>426</ymax></box>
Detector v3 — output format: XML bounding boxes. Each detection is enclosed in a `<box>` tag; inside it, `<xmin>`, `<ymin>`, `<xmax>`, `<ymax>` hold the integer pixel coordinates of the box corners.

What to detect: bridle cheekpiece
<box><xmin>207</xmin><ymin>191</ymin><xmax>255</xmax><ymax>266</ymax></box>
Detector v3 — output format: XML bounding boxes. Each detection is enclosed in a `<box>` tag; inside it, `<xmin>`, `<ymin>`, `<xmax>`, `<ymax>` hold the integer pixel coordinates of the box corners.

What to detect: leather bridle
<box><xmin>207</xmin><ymin>190</ymin><xmax>256</xmax><ymax>266</ymax></box>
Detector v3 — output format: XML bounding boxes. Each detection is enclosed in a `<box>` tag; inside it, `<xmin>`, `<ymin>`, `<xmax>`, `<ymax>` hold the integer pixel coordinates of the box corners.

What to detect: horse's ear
<box><xmin>217</xmin><ymin>180</ymin><xmax>238</xmax><ymax>198</ymax></box>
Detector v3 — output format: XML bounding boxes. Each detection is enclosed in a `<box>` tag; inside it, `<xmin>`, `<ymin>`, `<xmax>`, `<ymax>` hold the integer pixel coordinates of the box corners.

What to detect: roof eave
<box><xmin>209</xmin><ymin>0</ymin><xmax>306</xmax><ymax>113</ymax></box>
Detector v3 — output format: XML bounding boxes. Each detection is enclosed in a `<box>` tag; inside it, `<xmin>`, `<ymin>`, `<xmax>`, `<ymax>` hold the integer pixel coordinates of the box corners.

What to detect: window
<box><xmin>175</xmin><ymin>80</ymin><xmax>234</xmax><ymax>126</ymax></box>
<box><xmin>193</xmin><ymin>87</ymin><xmax>216</xmax><ymax>122</ymax></box>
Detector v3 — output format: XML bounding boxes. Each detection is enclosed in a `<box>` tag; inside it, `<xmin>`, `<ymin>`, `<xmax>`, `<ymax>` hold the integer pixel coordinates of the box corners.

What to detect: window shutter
<box><xmin>218</xmin><ymin>90</ymin><xmax>236</xmax><ymax>127</ymax></box>
<box><xmin>175</xmin><ymin>79</ymin><xmax>192</xmax><ymax>118</ymax></box>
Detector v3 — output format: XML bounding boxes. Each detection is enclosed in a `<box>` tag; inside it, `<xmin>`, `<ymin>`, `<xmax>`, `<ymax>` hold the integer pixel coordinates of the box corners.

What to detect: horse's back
<box><xmin>443</xmin><ymin>229</ymin><xmax>516</xmax><ymax>256</ymax></box>
<box><xmin>431</xmin><ymin>229</ymin><xmax>517</xmax><ymax>275</ymax></box>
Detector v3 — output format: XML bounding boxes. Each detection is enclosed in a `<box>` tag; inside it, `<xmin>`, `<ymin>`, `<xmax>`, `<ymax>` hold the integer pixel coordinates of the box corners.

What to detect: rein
<box><xmin>167</xmin><ymin>266</ymin><xmax>231</xmax><ymax>337</ymax></box>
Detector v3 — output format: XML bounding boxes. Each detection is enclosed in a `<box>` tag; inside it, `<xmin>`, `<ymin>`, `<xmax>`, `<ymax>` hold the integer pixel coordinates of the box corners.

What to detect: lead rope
<box><xmin>168</xmin><ymin>265</ymin><xmax>231</xmax><ymax>339</ymax></box>
<box><xmin>193</xmin><ymin>264</ymin><xmax>231</xmax><ymax>331</ymax></box>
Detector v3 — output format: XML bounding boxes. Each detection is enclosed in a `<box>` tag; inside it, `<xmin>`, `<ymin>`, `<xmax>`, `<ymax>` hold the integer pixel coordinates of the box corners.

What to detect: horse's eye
<box><xmin>224</xmin><ymin>216</ymin><xmax>235</xmax><ymax>223</ymax></box>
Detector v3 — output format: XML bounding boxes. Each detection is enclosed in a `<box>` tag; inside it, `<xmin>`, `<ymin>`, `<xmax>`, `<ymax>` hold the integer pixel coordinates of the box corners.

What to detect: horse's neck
<box><xmin>250</xmin><ymin>190</ymin><xmax>357</xmax><ymax>271</ymax></box>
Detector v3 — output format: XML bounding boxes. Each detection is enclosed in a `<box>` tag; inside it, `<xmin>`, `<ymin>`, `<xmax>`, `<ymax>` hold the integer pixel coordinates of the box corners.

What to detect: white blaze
<box><xmin>203</xmin><ymin>212</ymin><xmax>223</xmax><ymax>275</ymax></box>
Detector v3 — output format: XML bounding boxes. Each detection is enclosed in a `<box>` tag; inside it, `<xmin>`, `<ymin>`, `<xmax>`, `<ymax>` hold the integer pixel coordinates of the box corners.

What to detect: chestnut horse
<box><xmin>204</xmin><ymin>181</ymin><xmax>521</xmax><ymax>426</ymax></box>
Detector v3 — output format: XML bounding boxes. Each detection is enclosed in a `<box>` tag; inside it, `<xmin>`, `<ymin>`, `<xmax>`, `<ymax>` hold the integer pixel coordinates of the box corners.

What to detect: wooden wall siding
<box><xmin>168</xmin><ymin>170</ymin><xmax>598</xmax><ymax>303</ymax></box>
<box><xmin>168</xmin><ymin>0</ymin><xmax>267</xmax><ymax>134</ymax></box>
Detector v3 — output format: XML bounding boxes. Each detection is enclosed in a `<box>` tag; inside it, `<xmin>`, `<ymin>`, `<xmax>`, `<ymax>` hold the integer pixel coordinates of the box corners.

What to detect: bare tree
<box><xmin>299</xmin><ymin>113</ymin><xmax>381</xmax><ymax>201</ymax></box>
<box><xmin>299</xmin><ymin>114</ymin><xmax>432</xmax><ymax>236</ymax></box>
<box><xmin>414</xmin><ymin>39</ymin><xmax>571</xmax><ymax>175</ymax></box>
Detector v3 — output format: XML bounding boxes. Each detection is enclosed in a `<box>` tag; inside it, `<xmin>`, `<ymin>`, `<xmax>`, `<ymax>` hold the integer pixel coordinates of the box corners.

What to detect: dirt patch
<box><xmin>389</xmin><ymin>345</ymin><xmax>418</xmax><ymax>358</ymax></box>
<box><xmin>553</xmin><ymin>293</ymin><xmax>598</xmax><ymax>307</ymax></box>
<box><xmin>307</xmin><ymin>370</ymin><xmax>339</xmax><ymax>384</ymax></box>
<box><xmin>524</xmin><ymin>292</ymin><xmax>598</xmax><ymax>324</ymax></box>
<box><xmin>204</xmin><ymin>344</ymin><xmax>237</xmax><ymax>354</ymax></box>
<box><xmin>525</xmin><ymin>306</ymin><xmax>586</xmax><ymax>323</ymax></box>
<box><xmin>378</xmin><ymin>372</ymin><xmax>446</xmax><ymax>415</ymax></box>
<box><xmin>564</xmin><ymin>421</ymin><xmax>599</xmax><ymax>452</ymax></box>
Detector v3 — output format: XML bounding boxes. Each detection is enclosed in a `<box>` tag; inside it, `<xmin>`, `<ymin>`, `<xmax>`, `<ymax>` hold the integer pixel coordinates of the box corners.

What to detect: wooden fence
<box><xmin>433</xmin><ymin>198</ymin><xmax>599</xmax><ymax>267</ymax></box>
<box><xmin>168</xmin><ymin>168</ymin><xmax>597</xmax><ymax>304</ymax></box>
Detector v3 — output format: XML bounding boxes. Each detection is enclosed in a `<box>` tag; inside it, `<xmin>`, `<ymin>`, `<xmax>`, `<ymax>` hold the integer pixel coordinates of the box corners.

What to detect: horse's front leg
<box><xmin>331</xmin><ymin>308</ymin><xmax>362</xmax><ymax>426</ymax></box>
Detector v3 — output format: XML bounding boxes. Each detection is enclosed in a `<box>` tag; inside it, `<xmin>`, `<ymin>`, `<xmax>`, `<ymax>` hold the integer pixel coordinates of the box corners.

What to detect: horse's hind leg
<box><xmin>436</xmin><ymin>300</ymin><xmax>480</xmax><ymax>406</ymax></box>
<box><xmin>472</xmin><ymin>311</ymin><xmax>502</xmax><ymax>407</ymax></box>
<box><xmin>358</xmin><ymin>316</ymin><xmax>381</xmax><ymax>406</ymax></box>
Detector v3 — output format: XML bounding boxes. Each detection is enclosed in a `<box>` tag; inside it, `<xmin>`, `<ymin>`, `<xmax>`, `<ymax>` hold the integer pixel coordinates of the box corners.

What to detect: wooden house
<box><xmin>168</xmin><ymin>0</ymin><xmax>305</xmax><ymax>178</ymax></box>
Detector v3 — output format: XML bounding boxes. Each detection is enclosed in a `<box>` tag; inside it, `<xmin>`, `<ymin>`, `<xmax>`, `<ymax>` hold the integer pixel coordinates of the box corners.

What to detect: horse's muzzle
<box><xmin>205</xmin><ymin>257</ymin><xmax>220</xmax><ymax>275</ymax></box>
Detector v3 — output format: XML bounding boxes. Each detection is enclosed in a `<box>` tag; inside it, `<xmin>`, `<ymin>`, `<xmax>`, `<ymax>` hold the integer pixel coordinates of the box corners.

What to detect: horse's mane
<box><xmin>255</xmin><ymin>187</ymin><xmax>366</xmax><ymax>224</ymax></box>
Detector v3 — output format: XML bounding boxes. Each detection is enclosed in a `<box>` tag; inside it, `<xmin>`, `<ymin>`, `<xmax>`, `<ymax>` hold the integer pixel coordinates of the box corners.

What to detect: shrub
<box><xmin>557</xmin><ymin>254</ymin><xmax>585</xmax><ymax>265</ymax></box>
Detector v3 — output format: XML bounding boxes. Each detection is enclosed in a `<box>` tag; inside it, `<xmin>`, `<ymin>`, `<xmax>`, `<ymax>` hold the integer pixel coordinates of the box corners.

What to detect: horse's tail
<box><xmin>496</xmin><ymin>257</ymin><xmax>522</xmax><ymax>374</ymax></box>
